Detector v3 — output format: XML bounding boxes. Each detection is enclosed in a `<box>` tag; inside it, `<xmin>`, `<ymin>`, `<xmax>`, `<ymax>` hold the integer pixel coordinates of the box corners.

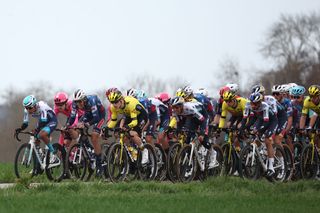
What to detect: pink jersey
<box><xmin>54</xmin><ymin>100</ymin><xmax>84</xmax><ymax>145</ymax></box>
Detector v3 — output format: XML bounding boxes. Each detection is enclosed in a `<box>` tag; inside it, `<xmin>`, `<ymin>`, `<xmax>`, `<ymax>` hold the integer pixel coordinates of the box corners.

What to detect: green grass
<box><xmin>1</xmin><ymin>163</ymin><xmax>320</xmax><ymax>213</ymax></box>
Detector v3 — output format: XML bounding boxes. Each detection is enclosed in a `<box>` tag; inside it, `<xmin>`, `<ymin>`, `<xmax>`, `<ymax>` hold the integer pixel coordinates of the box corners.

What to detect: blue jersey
<box><xmin>279</xmin><ymin>98</ymin><xmax>293</xmax><ymax>117</ymax></box>
<box><xmin>67</xmin><ymin>95</ymin><xmax>105</xmax><ymax>126</ymax></box>
<box><xmin>139</xmin><ymin>97</ymin><xmax>157</xmax><ymax>120</ymax></box>
<box><xmin>194</xmin><ymin>93</ymin><xmax>214</xmax><ymax>118</ymax></box>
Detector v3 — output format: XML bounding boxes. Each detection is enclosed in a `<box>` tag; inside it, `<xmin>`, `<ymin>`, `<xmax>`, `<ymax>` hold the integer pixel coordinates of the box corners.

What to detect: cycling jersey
<box><xmin>302</xmin><ymin>96</ymin><xmax>320</xmax><ymax>115</ymax></box>
<box><xmin>139</xmin><ymin>97</ymin><xmax>157</xmax><ymax>136</ymax></box>
<box><xmin>107</xmin><ymin>96</ymin><xmax>148</xmax><ymax>129</ymax></box>
<box><xmin>67</xmin><ymin>95</ymin><xmax>106</xmax><ymax>132</ymax></box>
<box><xmin>194</xmin><ymin>93</ymin><xmax>214</xmax><ymax>119</ymax></box>
<box><xmin>23</xmin><ymin>101</ymin><xmax>57</xmax><ymax>135</ymax></box>
<box><xmin>148</xmin><ymin>97</ymin><xmax>170</xmax><ymax>131</ymax></box>
<box><xmin>54</xmin><ymin>100</ymin><xmax>84</xmax><ymax>127</ymax></box>
<box><xmin>264</xmin><ymin>95</ymin><xmax>277</xmax><ymax>114</ymax></box>
<box><xmin>218</xmin><ymin>97</ymin><xmax>248</xmax><ymax>128</ymax></box>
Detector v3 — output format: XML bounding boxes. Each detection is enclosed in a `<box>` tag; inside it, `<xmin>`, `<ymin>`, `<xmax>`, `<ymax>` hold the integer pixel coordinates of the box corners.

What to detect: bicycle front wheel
<box><xmin>14</xmin><ymin>143</ymin><xmax>37</xmax><ymax>179</ymax></box>
<box><xmin>283</xmin><ymin>144</ymin><xmax>293</xmax><ymax>181</ymax></box>
<box><xmin>106</xmin><ymin>143</ymin><xmax>128</xmax><ymax>182</ymax></box>
<box><xmin>239</xmin><ymin>144</ymin><xmax>261</xmax><ymax>180</ymax></box>
<box><xmin>176</xmin><ymin>144</ymin><xmax>198</xmax><ymax>182</ymax></box>
<box><xmin>45</xmin><ymin>143</ymin><xmax>66</xmax><ymax>182</ymax></box>
<box><xmin>300</xmin><ymin>144</ymin><xmax>319</xmax><ymax>179</ymax></box>
<box><xmin>154</xmin><ymin>143</ymin><xmax>167</xmax><ymax>181</ymax></box>
<box><xmin>67</xmin><ymin>143</ymin><xmax>88</xmax><ymax>180</ymax></box>
<box><xmin>167</xmin><ymin>142</ymin><xmax>182</xmax><ymax>182</ymax></box>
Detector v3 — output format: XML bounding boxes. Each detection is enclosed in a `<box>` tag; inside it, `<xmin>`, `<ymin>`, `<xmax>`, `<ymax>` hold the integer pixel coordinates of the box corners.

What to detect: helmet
<box><xmin>176</xmin><ymin>88</ymin><xmax>186</xmax><ymax>98</ymax></box>
<box><xmin>54</xmin><ymin>92</ymin><xmax>68</xmax><ymax>105</ymax></box>
<box><xmin>136</xmin><ymin>90</ymin><xmax>148</xmax><ymax>99</ymax></box>
<box><xmin>23</xmin><ymin>95</ymin><xmax>37</xmax><ymax>107</ymax></box>
<box><xmin>281</xmin><ymin>84</ymin><xmax>291</xmax><ymax>93</ymax></box>
<box><xmin>182</xmin><ymin>86</ymin><xmax>193</xmax><ymax>97</ymax></box>
<box><xmin>126</xmin><ymin>88</ymin><xmax>137</xmax><ymax>98</ymax></box>
<box><xmin>290</xmin><ymin>86</ymin><xmax>306</xmax><ymax>96</ymax></box>
<box><xmin>195</xmin><ymin>88</ymin><xmax>208</xmax><ymax>97</ymax></box>
<box><xmin>226</xmin><ymin>83</ymin><xmax>239</xmax><ymax>93</ymax></box>
<box><xmin>156</xmin><ymin>92</ymin><xmax>171</xmax><ymax>103</ymax></box>
<box><xmin>251</xmin><ymin>85</ymin><xmax>265</xmax><ymax>94</ymax></box>
<box><xmin>249</xmin><ymin>92</ymin><xmax>263</xmax><ymax>103</ymax></box>
<box><xmin>219</xmin><ymin>86</ymin><xmax>230</xmax><ymax>97</ymax></box>
<box><xmin>105</xmin><ymin>87</ymin><xmax>119</xmax><ymax>97</ymax></box>
<box><xmin>222</xmin><ymin>91</ymin><xmax>235</xmax><ymax>101</ymax></box>
<box><xmin>171</xmin><ymin>96</ymin><xmax>184</xmax><ymax>106</ymax></box>
<box><xmin>108</xmin><ymin>90</ymin><xmax>123</xmax><ymax>103</ymax></box>
<box><xmin>271</xmin><ymin>85</ymin><xmax>283</xmax><ymax>93</ymax></box>
<box><xmin>308</xmin><ymin>85</ymin><xmax>320</xmax><ymax>96</ymax></box>
<box><xmin>73</xmin><ymin>89</ymin><xmax>86</xmax><ymax>101</ymax></box>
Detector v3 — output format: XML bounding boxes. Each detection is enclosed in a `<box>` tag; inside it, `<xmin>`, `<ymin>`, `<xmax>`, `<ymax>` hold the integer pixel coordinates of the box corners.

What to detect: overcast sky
<box><xmin>1</xmin><ymin>0</ymin><xmax>319</xmax><ymax>98</ymax></box>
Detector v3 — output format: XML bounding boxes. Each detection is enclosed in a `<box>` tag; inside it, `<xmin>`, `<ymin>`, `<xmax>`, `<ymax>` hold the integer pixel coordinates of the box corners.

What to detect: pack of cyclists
<box><xmin>15</xmin><ymin>82</ymin><xmax>320</xmax><ymax>181</ymax></box>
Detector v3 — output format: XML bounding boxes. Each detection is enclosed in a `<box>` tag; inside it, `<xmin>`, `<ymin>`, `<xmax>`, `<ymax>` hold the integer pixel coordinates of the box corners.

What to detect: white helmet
<box><xmin>196</xmin><ymin>88</ymin><xmax>209</xmax><ymax>97</ymax></box>
<box><xmin>171</xmin><ymin>96</ymin><xmax>185</xmax><ymax>106</ymax></box>
<box><xmin>271</xmin><ymin>85</ymin><xmax>283</xmax><ymax>93</ymax></box>
<box><xmin>73</xmin><ymin>89</ymin><xmax>86</xmax><ymax>101</ymax></box>
<box><xmin>126</xmin><ymin>88</ymin><xmax>137</xmax><ymax>97</ymax></box>
<box><xmin>226</xmin><ymin>83</ymin><xmax>239</xmax><ymax>93</ymax></box>
<box><xmin>182</xmin><ymin>86</ymin><xmax>193</xmax><ymax>97</ymax></box>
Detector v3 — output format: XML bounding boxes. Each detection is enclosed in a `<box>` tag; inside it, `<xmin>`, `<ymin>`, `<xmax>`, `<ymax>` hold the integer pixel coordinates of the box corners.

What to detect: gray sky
<box><xmin>1</xmin><ymin>0</ymin><xmax>319</xmax><ymax>97</ymax></box>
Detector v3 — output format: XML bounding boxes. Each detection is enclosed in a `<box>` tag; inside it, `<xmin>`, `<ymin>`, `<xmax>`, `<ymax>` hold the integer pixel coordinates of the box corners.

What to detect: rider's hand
<box><xmin>77</xmin><ymin>122</ymin><xmax>85</xmax><ymax>128</ymax></box>
<box><xmin>198</xmin><ymin>135</ymin><xmax>204</xmax><ymax>142</ymax></box>
<box><xmin>121</xmin><ymin>125</ymin><xmax>130</xmax><ymax>131</ymax></box>
<box><xmin>102</xmin><ymin>126</ymin><xmax>112</xmax><ymax>138</ymax></box>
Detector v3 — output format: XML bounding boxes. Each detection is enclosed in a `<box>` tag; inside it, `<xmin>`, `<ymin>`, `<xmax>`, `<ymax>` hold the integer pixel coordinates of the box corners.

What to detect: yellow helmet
<box><xmin>308</xmin><ymin>85</ymin><xmax>320</xmax><ymax>96</ymax></box>
<box><xmin>108</xmin><ymin>91</ymin><xmax>123</xmax><ymax>103</ymax></box>
<box><xmin>222</xmin><ymin>91</ymin><xmax>235</xmax><ymax>101</ymax></box>
<box><xmin>176</xmin><ymin>88</ymin><xmax>186</xmax><ymax>98</ymax></box>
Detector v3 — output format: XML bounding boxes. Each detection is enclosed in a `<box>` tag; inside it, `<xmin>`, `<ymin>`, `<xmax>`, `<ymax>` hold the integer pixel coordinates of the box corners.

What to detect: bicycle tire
<box><xmin>239</xmin><ymin>144</ymin><xmax>261</xmax><ymax>180</ymax></box>
<box><xmin>272</xmin><ymin>144</ymin><xmax>287</xmax><ymax>182</ymax></box>
<box><xmin>300</xmin><ymin>144</ymin><xmax>319</xmax><ymax>179</ymax></box>
<box><xmin>292</xmin><ymin>142</ymin><xmax>303</xmax><ymax>180</ymax></box>
<box><xmin>14</xmin><ymin>143</ymin><xmax>37</xmax><ymax>179</ymax></box>
<box><xmin>154</xmin><ymin>143</ymin><xmax>167</xmax><ymax>181</ymax></box>
<box><xmin>67</xmin><ymin>143</ymin><xmax>88</xmax><ymax>180</ymax></box>
<box><xmin>206</xmin><ymin>144</ymin><xmax>224</xmax><ymax>178</ymax></box>
<box><xmin>167</xmin><ymin>142</ymin><xmax>182</xmax><ymax>182</ymax></box>
<box><xmin>221</xmin><ymin>143</ymin><xmax>237</xmax><ymax>176</ymax></box>
<box><xmin>137</xmin><ymin>143</ymin><xmax>157</xmax><ymax>181</ymax></box>
<box><xmin>175</xmin><ymin>144</ymin><xmax>198</xmax><ymax>182</ymax></box>
<box><xmin>45</xmin><ymin>143</ymin><xmax>66</xmax><ymax>182</ymax></box>
<box><xmin>282</xmin><ymin>144</ymin><xmax>294</xmax><ymax>181</ymax></box>
<box><xmin>106</xmin><ymin>143</ymin><xmax>128</xmax><ymax>182</ymax></box>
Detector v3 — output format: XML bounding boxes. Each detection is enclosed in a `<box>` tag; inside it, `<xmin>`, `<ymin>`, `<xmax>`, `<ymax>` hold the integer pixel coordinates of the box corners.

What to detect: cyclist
<box><xmin>53</xmin><ymin>92</ymin><xmax>84</xmax><ymax>150</ymax></box>
<box><xmin>68</xmin><ymin>89</ymin><xmax>106</xmax><ymax>176</ymax></box>
<box><xmin>271</xmin><ymin>85</ymin><xmax>293</xmax><ymax>149</ymax></box>
<box><xmin>300</xmin><ymin>85</ymin><xmax>320</xmax><ymax>129</ymax></box>
<box><xmin>240</xmin><ymin>92</ymin><xmax>278</xmax><ymax>177</ymax></box>
<box><xmin>212</xmin><ymin>86</ymin><xmax>231</xmax><ymax>128</ymax></box>
<box><xmin>15</xmin><ymin>95</ymin><xmax>58</xmax><ymax>160</ymax></box>
<box><xmin>167</xmin><ymin>96</ymin><xmax>218</xmax><ymax>169</ymax></box>
<box><xmin>252</xmin><ymin>84</ymin><xmax>278</xmax><ymax>114</ymax></box>
<box><xmin>218</xmin><ymin>91</ymin><xmax>248</xmax><ymax>151</ymax></box>
<box><xmin>105</xmin><ymin>87</ymin><xmax>120</xmax><ymax>122</ymax></box>
<box><xmin>226</xmin><ymin>83</ymin><xmax>240</xmax><ymax>95</ymax></box>
<box><xmin>106</xmin><ymin>90</ymin><xmax>149</xmax><ymax>164</ymax></box>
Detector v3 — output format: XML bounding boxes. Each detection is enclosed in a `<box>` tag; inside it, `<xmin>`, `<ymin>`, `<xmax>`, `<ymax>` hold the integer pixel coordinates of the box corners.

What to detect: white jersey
<box><xmin>173</xmin><ymin>102</ymin><xmax>205</xmax><ymax>122</ymax></box>
<box><xmin>264</xmin><ymin>95</ymin><xmax>278</xmax><ymax>114</ymax></box>
<box><xmin>23</xmin><ymin>101</ymin><xmax>55</xmax><ymax>124</ymax></box>
<box><xmin>148</xmin><ymin>98</ymin><xmax>168</xmax><ymax>119</ymax></box>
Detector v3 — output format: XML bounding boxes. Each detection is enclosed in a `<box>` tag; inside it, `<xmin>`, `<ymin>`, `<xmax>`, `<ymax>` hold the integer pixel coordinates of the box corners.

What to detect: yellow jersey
<box><xmin>107</xmin><ymin>96</ymin><xmax>147</xmax><ymax>129</ymax></box>
<box><xmin>302</xmin><ymin>96</ymin><xmax>320</xmax><ymax>115</ymax></box>
<box><xmin>218</xmin><ymin>97</ymin><xmax>248</xmax><ymax>128</ymax></box>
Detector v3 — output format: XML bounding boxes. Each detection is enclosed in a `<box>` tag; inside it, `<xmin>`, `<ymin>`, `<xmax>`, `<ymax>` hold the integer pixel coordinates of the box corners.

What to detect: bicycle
<box><xmin>14</xmin><ymin>130</ymin><xmax>66</xmax><ymax>182</ymax></box>
<box><xmin>300</xmin><ymin>129</ymin><xmax>320</xmax><ymax>179</ymax></box>
<box><xmin>239</xmin><ymin>134</ymin><xmax>287</xmax><ymax>182</ymax></box>
<box><xmin>105</xmin><ymin>128</ymin><xmax>157</xmax><ymax>182</ymax></box>
<box><xmin>66</xmin><ymin>126</ymin><xmax>98</xmax><ymax>181</ymax></box>
<box><xmin>175</xmin><ymin>130</ymin><xmax>223</xmax><ymax>182</ymax></box>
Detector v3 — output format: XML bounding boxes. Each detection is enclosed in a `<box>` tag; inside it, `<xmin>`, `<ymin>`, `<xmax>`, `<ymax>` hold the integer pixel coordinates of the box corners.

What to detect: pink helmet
<box><xmin>105</xmin><ymin>87</ymin><xmax>119</xmax><ymax>97</ymax></box>
<box><xmin>54</xmin><ymin>92</ymin><xmax>68</xmax><ymax>105</ymax></box>
<box><xmin>156</xmin><ymin>92</ymin><xmax>171</xmax><ymax>103</ymax></box>
<box><xmin>219</xmin><ymin>86</ymin><xmax>230</xmax><ymax>97</ymax></box>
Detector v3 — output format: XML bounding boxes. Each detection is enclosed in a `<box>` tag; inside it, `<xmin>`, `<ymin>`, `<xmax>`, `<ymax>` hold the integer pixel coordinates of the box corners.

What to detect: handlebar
<box><xmin>14</xmin><ymin>131</ymin><xmax>35</xmax><ymax>142</ymax></box>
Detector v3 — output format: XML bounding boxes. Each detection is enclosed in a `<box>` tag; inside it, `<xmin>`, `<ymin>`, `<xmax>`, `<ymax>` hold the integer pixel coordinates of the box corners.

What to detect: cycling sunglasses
<box><xmin>272</xmin><ymin>92</ymin><xmax>281</xmax><ymax>96</ymax></box>
<box><xmin>291</xmin><ymin>95</ymin><xmax>302</xmax><ymax>99</ymax></box>
<box><xmin>25</xmin><ymin>106</ymin><xmax>33</xmax><ymax>110</ymax></box>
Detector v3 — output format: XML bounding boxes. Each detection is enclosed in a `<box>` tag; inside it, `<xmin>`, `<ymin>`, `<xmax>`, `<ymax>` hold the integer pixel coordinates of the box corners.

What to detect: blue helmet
<box><xmin>290</xmin><ymin>86</ymin><xmax>306</xmax><ymax>96</ymax></box>
<box><xmin>23</xmin><ymin>95</ymin><xmax>37</xmax><ymax>107</ymax></box>
<box><xmin>136</xmin><ymin>90</ymin><xmax>148</xmax><ymax>99</ymax></box>
<box><xmin>249</xmin><ymin>92</ymin><xmax>263</xmax><ymax>103</ymax></box>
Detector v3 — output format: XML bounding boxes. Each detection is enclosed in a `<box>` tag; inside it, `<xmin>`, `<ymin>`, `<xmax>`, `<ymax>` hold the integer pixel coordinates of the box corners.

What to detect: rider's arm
<box><xmin>66</xmin><ymin>102</ymin><xmax>77</xmax><ymax>127</ymax></box>
<box><xmin>107</xmin><ymin>106</ymin><xmax>118</xmax><ymax>129</ymax></box>
<box><xmin>218</xmin><ymin>102</ymin><xmax>228</xmax><ymax>129</ymax></box>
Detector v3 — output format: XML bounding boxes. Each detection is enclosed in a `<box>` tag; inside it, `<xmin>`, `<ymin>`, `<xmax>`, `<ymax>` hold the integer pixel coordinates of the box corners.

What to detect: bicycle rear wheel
<box><xmin>167</xmin><ymin>142</ymin><xmax>182</xmax><ymax>182</ymax></box>
<box><xmin>14</xmin><ymin>143</ymin><xmax>37</xmax><ymax>179</ymax></box>
<box><xmin>300</xmin><ymin>144</ymin><xmax>319</xmax><ymax>179</ymax></box>
<box><xmin>67</xmin><ymin>143</ymin><xmax>88</xmax><ymax>180</ymax></box>
<box><xmin>206</xmin><ymin>144</ymin><xmax>223</xmax><ymax>178</ymax></box>
<box><xmin>106</xmin><ymin>143</ymin><xmax>128</xmax><ymax>182</ymax></box>
<box><xmin>45</xmin><ymin>143</ymin><xmax>66</xmax><ymax>182</ymax></box>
